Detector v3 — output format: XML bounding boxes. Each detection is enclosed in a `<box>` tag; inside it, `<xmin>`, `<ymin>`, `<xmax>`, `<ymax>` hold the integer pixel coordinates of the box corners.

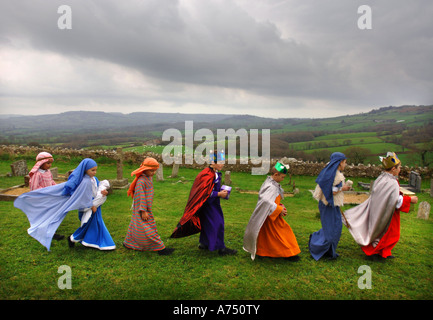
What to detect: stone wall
<box><xmin>1</xmin><ymin>145</ymin><xmax>432</xmax><ymax>180</ymax></box>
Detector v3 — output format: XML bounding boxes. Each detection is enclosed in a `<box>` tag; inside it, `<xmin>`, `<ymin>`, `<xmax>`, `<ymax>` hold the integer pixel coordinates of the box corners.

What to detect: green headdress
<box><xmin>274</xmin><ymin>162</ymin><xmax>289</xmax><ymax>174</ymax></box>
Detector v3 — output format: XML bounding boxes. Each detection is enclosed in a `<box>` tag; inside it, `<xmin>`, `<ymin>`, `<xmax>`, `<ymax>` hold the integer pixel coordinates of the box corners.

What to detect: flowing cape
<box><xmin>243</xmin><ymin>176</ymin><xmax>284</xmax><ymax>260</ymax></box>
<box><xmin>170</xmin><ymin>167</ymin><xmax>215</xmax><ymax>238</ymax></box>
<box><xmin>343</xmin><ymin>172</ymin><xmax>400</xmax><ymax>246</ymax></box>
<box><xmin>14</xmin><ymin>176</ymin><xmax>94</xmax><ymax>251</ymax></box>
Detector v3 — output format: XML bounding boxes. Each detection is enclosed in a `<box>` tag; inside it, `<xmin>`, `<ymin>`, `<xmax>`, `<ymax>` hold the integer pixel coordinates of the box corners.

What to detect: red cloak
<box><xmin>170</xmin><ymin>167</ymin><xmax>215</xmax><ymax>238</ymax></box>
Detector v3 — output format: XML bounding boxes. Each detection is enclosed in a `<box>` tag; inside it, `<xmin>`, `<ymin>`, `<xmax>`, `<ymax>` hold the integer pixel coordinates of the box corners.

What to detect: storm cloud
<box><xmin>1</xmin><ymin>0</ymin><xmax>432</xmax><ymax>118</ymax></box>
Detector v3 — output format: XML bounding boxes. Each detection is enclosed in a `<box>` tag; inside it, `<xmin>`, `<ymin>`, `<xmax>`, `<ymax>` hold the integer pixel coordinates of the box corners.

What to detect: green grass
<box><xmin>1</xmin><ymin>162</ymin><xmax>432</xmax><ymax>300</ymax></box>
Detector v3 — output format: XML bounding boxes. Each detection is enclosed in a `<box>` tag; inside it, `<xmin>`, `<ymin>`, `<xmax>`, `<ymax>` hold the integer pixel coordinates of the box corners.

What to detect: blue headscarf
<box><xmin>62</xmin><ymin>158</ymin><xmax>98</xmax><ymax>196</ymax></box>
<box><xmin>315</xmin><ymin>152</ymin><xmax>346</xmax><ymax>207</ymax></box>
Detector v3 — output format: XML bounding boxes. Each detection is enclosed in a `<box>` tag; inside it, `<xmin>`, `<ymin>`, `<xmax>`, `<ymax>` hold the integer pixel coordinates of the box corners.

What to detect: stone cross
<box><xmin>116</xmin><ymin>147</ymin><xmax>124</xmax><ymax>180</ymax></box>
<box><xmin>109</xmin><ymin>148</ymin><xmax>129</xmax><ymax>189</ymax></box>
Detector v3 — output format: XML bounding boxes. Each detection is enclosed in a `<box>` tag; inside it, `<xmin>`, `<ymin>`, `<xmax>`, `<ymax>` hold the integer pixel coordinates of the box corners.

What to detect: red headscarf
<box><xmin>127</xmin><ymin>157</ymin><xmax>160</xmax><ymax>198</ymax></box>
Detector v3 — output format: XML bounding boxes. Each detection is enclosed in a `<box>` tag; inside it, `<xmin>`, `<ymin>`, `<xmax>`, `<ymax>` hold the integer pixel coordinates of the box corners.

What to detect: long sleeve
<box><xmin>92</xmin><ymin>192</ymin><xmax>107</xmax><ymax>208</ymax></box>
<box><xmin>397</xmin><ymin>195</ymin><xmax>411</xmax><ymax>213</ymax></box>
<box><xmin>134</xmin><ymin>176</ymin><xmax>153</xmax><ymax>213</ymax></box>
<box><xmin>268</xmin><ymin>195</ymin><xmax>283</xmax><ymax>222</ymax></box>
<box><xmin>29</xmin><ymin>172</ymin><xmax>42</xmax><ymax>191</ymax></box>
<box><xmin>268</xmin><ymin>204</ymin><xmax>283</xmax><ymax>222</ymax></box>
<box><xmin>209</xmin><ymin>190</ymin><xmax>219</xmax><ymax>198</ymax></box>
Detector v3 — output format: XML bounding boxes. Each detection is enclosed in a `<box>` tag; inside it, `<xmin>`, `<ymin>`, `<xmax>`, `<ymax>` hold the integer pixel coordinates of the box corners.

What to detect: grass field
<box><xmin>1</xmin><ymin>160</ymin><xmax>432</xmax><ymax>301</ymax></box>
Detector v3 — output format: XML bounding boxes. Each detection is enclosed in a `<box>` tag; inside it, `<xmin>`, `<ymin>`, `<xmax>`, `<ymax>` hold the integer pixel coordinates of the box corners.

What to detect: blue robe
<box><xmin>309</xmin><ymin>152</ymin><xmax>346</xmax><ymax>260</ymax></box>
<box><xmin>14</xmin><ymin>177</ymin><xmax>94</xmax><ymax>251</ymax></box>
<box><xmin>309</xmin><ymin>201</ymin><xmax>343</xmax><ymax>260</ymax></box>
<box><xmin>70</xmin><ymin>177</ymin><xmax>116</xmax><ymax>250</ymax></box>
<box><xmin>198</xmin><ymin>171</ymin><xmax>225</xmax><ymax>251</ymax></box>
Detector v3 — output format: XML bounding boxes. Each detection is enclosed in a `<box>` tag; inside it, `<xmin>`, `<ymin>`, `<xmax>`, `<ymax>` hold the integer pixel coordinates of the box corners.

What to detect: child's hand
<box><xmin>281</xmin><ymin>206</ymin><xmax>287</xmax><ymax>217</ymax></box>
<box><xmin>91</xmin><ymin>206</ymin><xmax>97</xmax><ymax>213</ymax></box>
<box><xmin>342</xmin><ymin>184</ymin><xmax>351</xmax><ymax>191</ymax></box>
<box><xmin>101</xmin><ymin>190</ymin><xmax>108</xmax><ymax>196</ymax></box>
<box><xmin>218</xmin><ymin>190</ymin><xmax>228</xmax><ymax>199</ymax></box>
<box><xmin>140</xmin><ymin>211</ymin><xmax>149</xmax><ymax>221</ymax></box>
<box><xmin>410</xmin><ymin>196</ymin><xmax>418</xmax><ymax>204</ymax></box>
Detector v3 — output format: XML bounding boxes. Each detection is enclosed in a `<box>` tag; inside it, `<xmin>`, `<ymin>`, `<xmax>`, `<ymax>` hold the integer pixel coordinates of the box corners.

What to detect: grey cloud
<box><xmin>0</xmin><ymin>0</ymin><xmax>432</xmax><ymax>116</ymax></box>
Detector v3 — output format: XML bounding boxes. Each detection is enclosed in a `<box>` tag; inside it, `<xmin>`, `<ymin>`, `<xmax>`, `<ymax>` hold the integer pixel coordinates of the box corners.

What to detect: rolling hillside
<box><xmin>1</xmin><ymin>105</ymin><xmax>432</xmax><ymax>166</ymax></box>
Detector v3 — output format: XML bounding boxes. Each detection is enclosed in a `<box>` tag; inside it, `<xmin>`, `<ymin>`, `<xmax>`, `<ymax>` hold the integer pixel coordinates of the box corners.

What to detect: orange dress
<box><xmin>256</xmin><ymin>195</ymin><xmax>301</xmax><ymax>258</ymax></box>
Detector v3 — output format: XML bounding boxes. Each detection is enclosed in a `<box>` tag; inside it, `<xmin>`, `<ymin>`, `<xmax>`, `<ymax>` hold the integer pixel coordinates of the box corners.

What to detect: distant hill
<box><xmin>0</xmin><ymin>105</ymin><xmax>432</xmax><ymax>146</ymax></box>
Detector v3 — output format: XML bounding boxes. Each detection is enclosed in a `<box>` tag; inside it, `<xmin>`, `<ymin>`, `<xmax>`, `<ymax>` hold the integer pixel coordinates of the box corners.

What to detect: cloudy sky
<box><xmin>1</xmin><ymin>0</ymin><xmax>432</xmax><ymax>118</ymax></box>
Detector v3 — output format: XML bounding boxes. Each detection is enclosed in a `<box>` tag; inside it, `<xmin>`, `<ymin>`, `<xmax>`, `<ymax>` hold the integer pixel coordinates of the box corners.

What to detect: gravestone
<box><xmin>50</xmin><ymin>167</ymin><xmax>58</xmax><ymax>179</ymax></box>
<box><xmin>11</xmin><ymin>160</ymin><xmax>28</xmax><ymax>176</ymax></box>
<box><xmin>171</xmin><ymin>163</ymin><xmax>179</xmax><ymax>178</ymax></box>
<box><xmin>430</xmin><ymin>179</ymin><xmax>433</xmax><ymax>198</ymax></box>
<box><xmin>409</xmin><ymin>171</ymin><xmax>421</xmax><ymax>192</ymax></box>
<box><xmin>24</xmin><ymin>175</ymin><xmax>30</xmax><ymax>187</ymax></box>
<box><xmin>66</xmin><ymin>169</ymin><xmax>74</xmax><ymax>178</ymax></box>
<box><xmin>417</xmin><ymin>201</ymin><xmax>430</xmax><ymax>220</ymax></box>
<box><xmin>156</xmin><ymin>163</ymin><xmax>164</xmax><ymax>181</ymax></box>
<box><xmin>224</xmin><ymin>171</ymin><xmax>232</xmax><ymax>186</ymax></box>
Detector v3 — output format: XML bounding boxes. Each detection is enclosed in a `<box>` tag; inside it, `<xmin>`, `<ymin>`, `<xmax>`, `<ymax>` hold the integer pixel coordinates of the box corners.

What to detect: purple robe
<box><xmin>198</xmin><ymin>171</ymin><xmax>225</xmax><ymax>251</ymax></box>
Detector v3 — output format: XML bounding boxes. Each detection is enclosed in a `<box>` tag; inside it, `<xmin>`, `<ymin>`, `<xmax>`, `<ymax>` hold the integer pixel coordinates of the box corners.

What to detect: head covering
<box><xmin>274</xmin><ymin>161</ymin><xmax>289</xmax><ymax>174</ymax></box>
<box><xmin>209</xmin><ymin>150</ymin><xmax>225</xmax><ymax>163</ymax></box>
<box><xmin>62</xmin><ymin>158</ymin><xmax>98</xmax><ymax>196</ymax></box>
<box><xmin>379</xmin><ymin>152</ymin><xmax>401</xmax><ymax>169</ymax></box>
<box><xmin>29</xmin><ymin>152</ymin><xmax>54</xmax><ymax>177</ymax></box>
<box><xmin>127</xmin><ymin>157</ymin><xmax>159</xmax><ymax>198</ymax></box>
<box><xmin>315</xmin><ymin>152</ymin><xmax>346</xmax><ymax>207</ymax></box>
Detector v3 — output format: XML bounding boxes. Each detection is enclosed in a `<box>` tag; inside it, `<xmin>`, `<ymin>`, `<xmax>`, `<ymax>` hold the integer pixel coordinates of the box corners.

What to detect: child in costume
<box><xmin>79</xmin><ymin>180</ymin><xmax>110</xmax><ymax>228</ymax></box>
<box><xmin>170</xmin><ymin>150</ymin><xmax>237</xmax><ymax>256</ymax></box>
<box><xmin>343</xmin><ymin>152</ymin><xmax>418</xmax><ymax>261</ymax></box>
<box><xmin>243</xmin><ymin>162</ymin><xmax>301</xmax><ymax>261</ymax></box>
<box><xmin>28</xmin><ymin>152</ymin><xmax>64</xmax><ymax>241</ymax></box>
<box><xmin>29</xmin><ymin>152</ymin><xmax>57</xmax><ymax>191</ymax></box>
<box><xmin>309</xmin><ymin>152</ymin><xmax>351</xmax><ymax>261</ymax></box>
<box><xmin>124</xmin><ymin>157</ymin><xmax>174</xmax><ymax>255</ymax></box>
<box><xmin>14</xmin><ymin>158</ymin><xmax>113</xmax><ymax>251</ymax></box>
<box><xmin>68</xmin><ymin>170</ymin><xmax>115</xmax><ymax>251</ymax></box>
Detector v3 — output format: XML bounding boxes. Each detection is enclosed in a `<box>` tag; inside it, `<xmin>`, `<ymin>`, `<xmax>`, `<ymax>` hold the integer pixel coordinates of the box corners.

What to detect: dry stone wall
<box><xmin>1</xmin><ymin>145</ymin><xmax>431</xmax><ymax>180</ymax></box>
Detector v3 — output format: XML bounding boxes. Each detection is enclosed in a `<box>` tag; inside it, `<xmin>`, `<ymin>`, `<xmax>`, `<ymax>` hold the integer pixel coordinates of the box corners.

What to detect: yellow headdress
<box><xmin>379</xmin><ymin>152</ymin><xmax>401</xmax><ymax>169</ymax></box>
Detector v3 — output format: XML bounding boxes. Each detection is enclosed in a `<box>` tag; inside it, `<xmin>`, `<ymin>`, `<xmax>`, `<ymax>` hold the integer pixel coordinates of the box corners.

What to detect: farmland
<box><xmin>1</xmin><ymin>105</ymin><xmax>432</xmax><ymax>168</ymax></box>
